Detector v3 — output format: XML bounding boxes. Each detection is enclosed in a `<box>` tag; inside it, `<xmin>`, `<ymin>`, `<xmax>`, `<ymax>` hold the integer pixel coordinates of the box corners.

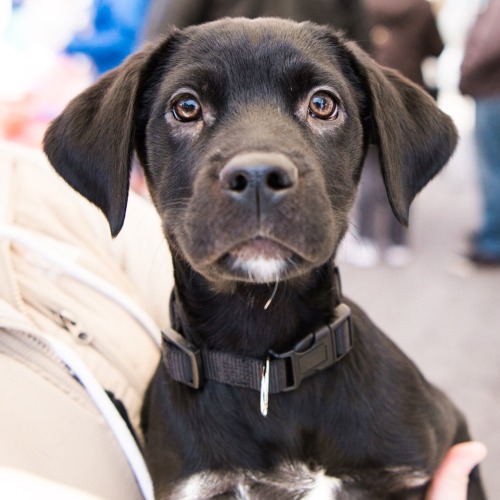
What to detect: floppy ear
<box><xmin>344</xmin><ymin>41</ymin><xmax>458</xmax><ymax>226</ymax></box>
<box><xmin>43</xmin><ymin>44</ymin><xmax>159</xmax><ymax>236</ymax></box>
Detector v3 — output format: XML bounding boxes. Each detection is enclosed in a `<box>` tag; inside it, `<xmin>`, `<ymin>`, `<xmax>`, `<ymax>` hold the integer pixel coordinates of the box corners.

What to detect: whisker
<box><xmin>264</xmin><ymin>275</ymin><xmax>280</xmax><ymax>310</ymax></box>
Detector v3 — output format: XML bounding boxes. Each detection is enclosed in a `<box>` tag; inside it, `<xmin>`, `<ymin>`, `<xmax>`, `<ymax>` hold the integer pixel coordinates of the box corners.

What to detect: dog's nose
<box><xmin>219</xmin><ymin>152</ymin><xmax>298</xmax><ymax>201</ymax></box>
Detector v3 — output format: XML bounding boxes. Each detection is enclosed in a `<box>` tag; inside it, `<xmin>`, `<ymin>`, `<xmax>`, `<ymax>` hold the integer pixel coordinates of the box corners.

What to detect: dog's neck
<box><xmin>168</xmin><ymin>258</ymin><xmax>341</xmax><ymax>358</ymax></box>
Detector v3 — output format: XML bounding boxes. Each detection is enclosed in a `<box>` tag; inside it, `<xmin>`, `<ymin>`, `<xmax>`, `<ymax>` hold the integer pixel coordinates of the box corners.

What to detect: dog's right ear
<box><xmin>43</xmin><ymin>40</ymin><xmax>167</xmax><ymax>236</ymax></box>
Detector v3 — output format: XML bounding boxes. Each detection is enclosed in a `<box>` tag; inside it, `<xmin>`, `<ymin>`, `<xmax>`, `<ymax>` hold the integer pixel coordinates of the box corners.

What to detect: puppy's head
<box><xmin>44</xmin><ymin>18</ymin><xmax>457</xmax><ymax>285</ymax></box>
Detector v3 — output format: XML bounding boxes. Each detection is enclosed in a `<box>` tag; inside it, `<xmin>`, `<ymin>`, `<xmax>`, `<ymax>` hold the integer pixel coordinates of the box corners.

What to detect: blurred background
<box><xmin>1</xmin><ymin>0</ymin><xmax>498</xmax><ymax>496</ymax></box>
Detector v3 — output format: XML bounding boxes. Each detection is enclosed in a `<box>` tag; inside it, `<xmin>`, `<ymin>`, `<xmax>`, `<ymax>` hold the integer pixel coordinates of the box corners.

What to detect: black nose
<box><xmin>219</xmin><ymin>152</ymin><xmax>298</xmax><ymax>202</ymax></box>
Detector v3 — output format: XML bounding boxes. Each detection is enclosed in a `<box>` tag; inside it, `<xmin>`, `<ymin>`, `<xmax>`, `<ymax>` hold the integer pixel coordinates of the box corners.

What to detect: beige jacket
<box><xmin>0</xmin><ymin>142</ymin><xmax>173</xmax><ymax>499</ymax></box>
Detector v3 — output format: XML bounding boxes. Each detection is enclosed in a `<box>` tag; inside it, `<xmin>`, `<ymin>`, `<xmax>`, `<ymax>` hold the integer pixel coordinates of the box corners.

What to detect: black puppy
<box><xmin>44</xmin><ymin>18</ymin><xmax>485</xmax><ymax>500</ymax></box>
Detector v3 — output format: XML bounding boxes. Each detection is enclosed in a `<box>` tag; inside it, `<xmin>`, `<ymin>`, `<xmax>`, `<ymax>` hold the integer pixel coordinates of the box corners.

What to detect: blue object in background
<box><xmin>66</xmin><ymin>0</ymin><xmax>149</xmax><ymax>75</ymax></box>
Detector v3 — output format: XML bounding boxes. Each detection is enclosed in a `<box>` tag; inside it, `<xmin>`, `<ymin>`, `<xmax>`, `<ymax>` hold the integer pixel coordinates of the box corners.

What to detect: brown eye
<box><xmin>308</xmin><ymin>92</ymin><xmax>339</xmax><ymax>120</ymax></box>
<box><xmin>172</xmin><ymin>94</ymin><xmax>202</xmax><ymax>122</ymax></box>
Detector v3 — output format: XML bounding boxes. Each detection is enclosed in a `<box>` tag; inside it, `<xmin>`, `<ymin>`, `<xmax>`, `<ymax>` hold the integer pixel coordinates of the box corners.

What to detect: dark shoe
<box><xmin>467</xmin><ymin>250</ymin><xmax>500</xmax><ymax>267</ymax></box>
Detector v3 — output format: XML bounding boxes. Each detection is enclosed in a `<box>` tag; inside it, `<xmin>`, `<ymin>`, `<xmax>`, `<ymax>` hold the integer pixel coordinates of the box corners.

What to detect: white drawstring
<box><xmin>0</xmin><ymin>224</ymin><xmax>161</xmax><ymax>347</ymax></box>
<box><xmin>41</xmin><ymin>333</ymin><xmax>155</xmax><ymax>500</ymax></box>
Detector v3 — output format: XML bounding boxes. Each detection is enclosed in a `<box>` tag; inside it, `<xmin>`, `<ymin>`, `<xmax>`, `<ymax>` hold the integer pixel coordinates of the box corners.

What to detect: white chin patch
<box><xmin>232</xmin><ymin>256</ymin><xmax>286</xmax><ymax>282</ymax></box>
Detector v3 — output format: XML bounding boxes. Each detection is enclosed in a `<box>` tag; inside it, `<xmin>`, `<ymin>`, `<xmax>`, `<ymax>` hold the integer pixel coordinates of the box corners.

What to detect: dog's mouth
<box><xmin>221</xmin><ymin>237</ymin><xmax>298</xmax><ymax>283</ymax></box>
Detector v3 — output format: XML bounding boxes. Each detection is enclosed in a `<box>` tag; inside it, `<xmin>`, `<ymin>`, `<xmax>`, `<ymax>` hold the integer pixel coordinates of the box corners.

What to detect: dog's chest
<box><xmin>169</xmin><ymin>462</ymin><xmax>430</xmax><ymax>499</ymax></box>
<box><xmin>171</xmin><ymin>463</ymin><xmax>342</xmax><ymax>499</ymax></box>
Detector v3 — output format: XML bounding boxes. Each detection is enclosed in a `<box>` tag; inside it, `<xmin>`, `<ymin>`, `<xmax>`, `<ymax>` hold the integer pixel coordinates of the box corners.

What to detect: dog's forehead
<box><xmin>163</xmin><ymin>18</ymin><xmax>352</xmax><ymax>94</ymax></box>
<box><xmin>181</xmin><ymin>17</ymin><xmax>330</xmax><ymax>53</ymax></box>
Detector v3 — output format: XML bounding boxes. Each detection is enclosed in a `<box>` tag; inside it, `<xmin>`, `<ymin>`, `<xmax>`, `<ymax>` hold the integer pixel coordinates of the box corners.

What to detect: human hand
<box><xmin>426</xmin><ymin>442</ymin><xmax>487</xmax><ymax>500</ymax></box>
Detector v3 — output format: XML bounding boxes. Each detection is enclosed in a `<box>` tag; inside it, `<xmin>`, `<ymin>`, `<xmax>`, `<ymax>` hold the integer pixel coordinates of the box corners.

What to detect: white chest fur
<box><xmin>171</xmin><ymin>462</ymin><xmax>343</xmax><ymax>499</ymax></box>
<box><xmin>168</xmin><ymin>462</ymin><xmax>430</xmax><ymax>499</ymax></box>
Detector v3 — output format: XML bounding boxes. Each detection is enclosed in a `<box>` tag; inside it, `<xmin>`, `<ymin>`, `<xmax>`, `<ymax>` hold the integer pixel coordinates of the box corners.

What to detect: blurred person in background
<box><xmin>344</xmin><ymin>0</ymin><xmax>444</xmax><ymax>268</ymax></box>
<box><xmin>459</xmin><ymin>0</ymin><xmax>500</xmax><ymax>267</ymax></box>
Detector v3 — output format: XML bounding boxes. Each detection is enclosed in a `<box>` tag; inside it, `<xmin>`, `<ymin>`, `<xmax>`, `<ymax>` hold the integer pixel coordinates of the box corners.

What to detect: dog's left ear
<box><xmin>44</xmin><ymin>43</ymin><xmax>161</xmax><ymax>236</ymax></box>
<box><xmin>344</xmin><ymin>41</ymin><xmax>458</xmax><ymax>226</ymax></box>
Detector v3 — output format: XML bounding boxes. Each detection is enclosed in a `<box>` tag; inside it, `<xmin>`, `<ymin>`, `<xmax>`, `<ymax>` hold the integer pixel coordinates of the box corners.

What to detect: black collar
<box><xmin>161</xmin><ymin>268</ymin><xmax>353</xmax><ymax>406</ymax></box>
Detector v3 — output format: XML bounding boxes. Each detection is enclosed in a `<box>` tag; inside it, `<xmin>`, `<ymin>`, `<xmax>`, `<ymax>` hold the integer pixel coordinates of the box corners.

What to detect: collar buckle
<box><xmin>162</xmin><ymin>327</ymin><xmax>204</xmax><ymax>389</ymax></box>
<box><xmin>270</xmin><ymin>303</ymin><xmax>353</xmax><ymax>391</ymax></box>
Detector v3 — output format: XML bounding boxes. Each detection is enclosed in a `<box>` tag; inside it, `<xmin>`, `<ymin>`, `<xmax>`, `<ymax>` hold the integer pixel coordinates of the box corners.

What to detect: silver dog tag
<box><xmin>260</xmin><ymin>356</ymin><xmax>270</xmax><ymax>417</ymax></box>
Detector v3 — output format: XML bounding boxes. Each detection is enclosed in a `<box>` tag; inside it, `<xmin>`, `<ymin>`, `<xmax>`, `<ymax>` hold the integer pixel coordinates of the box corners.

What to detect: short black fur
<box><xmin>44</xmin><ymin>18</ymin><xmax>484</xmax><ymax>499</ymax></box>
